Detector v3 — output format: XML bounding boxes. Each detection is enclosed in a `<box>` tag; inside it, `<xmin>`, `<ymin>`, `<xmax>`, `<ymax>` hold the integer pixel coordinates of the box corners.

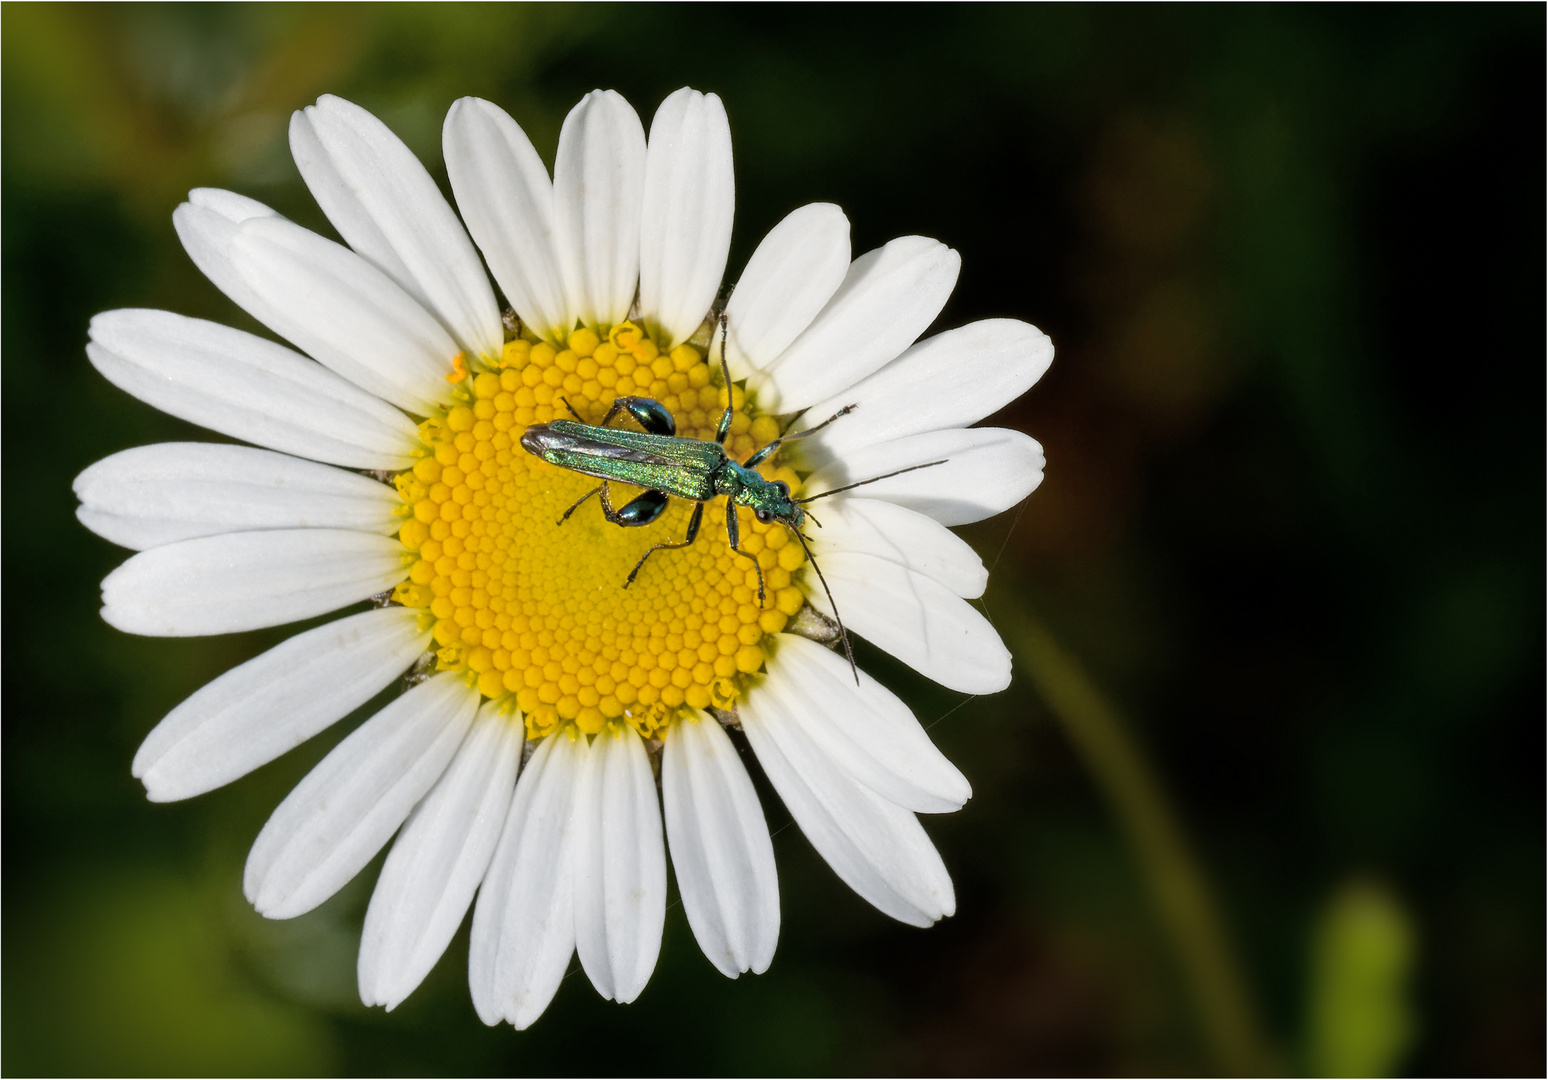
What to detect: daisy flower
<box><xmin>77</xmin><ymin>88</ymin><xmax>1052</xmax><ymax>1028</ymax></box>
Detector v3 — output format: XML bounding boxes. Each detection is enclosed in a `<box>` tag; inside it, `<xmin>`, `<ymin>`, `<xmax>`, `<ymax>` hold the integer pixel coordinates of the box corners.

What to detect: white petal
<box><xmin>445</xmin><ymin>97</ymin><xmax>571</xmax><ymax>341</ymax></box>
<box><xmin>176</xmin><ymin>190</ymin><xmax>455</xmax><ymax>414</ymax></box>
<box><xmin>723</xmin><ymin>203</ymin><xmax>851</xmax><ymax>379</ymax></box>
<box><xmin>753</xmin><ymin>236</ymin><xmax>960</xmax><ymax>414</ymax></box>
<box><xmin>86</xmin><ymin>309</ymin><xmax>419</xmax><ymax>471</ymax></box>
<box><xmin>639</xmin><ymin>88</ymin><xmax>733</xmax><ymax>349</ymax></box>
<box><xmin>292</xmin><ymin>95</ymin><xmax>503</xmax><ymax>360</ymax></box>
<box><xmin>662</xmin><ymin>711</ymin><xmax>779</xmax><ymax>977</ymax></box>
<box><xmin>741</xmin><ymin>688</ymin><xmax>955</xmax><ymax>926</ymax></box>
<box><xmin>186</xmin><ymin>187</ymin><xmax>277</xmax><ymax>224</ymax></box>
<box><xmin>805</xmin><ymin>427</ymin><xmax>1045</xmax><ymax>527</ymax></box>
<box><xmin>807</xmin><ymin>496</ymin><xmax>986</xmax><ymax>600</ymax></box>
<box><xmin>574</xmin><ymin>724</ymin><xmax>666</xmax><ymax>1003</ymax></box>
<box><xmin>100</xmin><ymin>528</ymin><xmax>407</xmax><ymax>637</ymax></box>
<box><xmin>761</xmin><ymin>634</ymin><xmax>970</xmax><ymax>813</ymax></box>
<box><xmin>244</xmin><ymin>672</ymin><xmax>479</xmax><ymax>919</ymax></box>
<box><xmin>796</xmin><ymin>318</ymin><xmax>1054</xmax><ymax>461</ymax></box>
<box><xmin>132</xmin><ymin>607</ymin><xmax>430</xmax><ymax>802</ymax></box>
<box><xmin>359</xmin><ymin>700</ymin><xmax>523</xmax><ymax>1011</ymax></box>
<box><xmin>803</xmin><ymin>552</ymin><xmax>1011</xmax><ymax>695</ymax></box>
<box><xmin>469</xmin><ymin>731</ymin><xmax>584</xmax><ymax>1029</ymax></box>
<box><xmin>74</xmin><ymin>442</ymin><xmax>402</xmax><ymax>551</ymax></box>
<box><xmin>173</xmin><ymin>188</ymin><xmax>286</xmax><ymax>326</ymax></box>
<box><xmin>552</xmin><ymin>90</ymin><xmax>646</xmax><ymax>329</ymax></box>
<box><xmin>287</xmin><ymin>108</ymin><xmax>412</xmax><ymax>305</ymax></box>
<box><xmin>230</xmin><ymin>216</ymin><xmax>458</xmax><ymax>415</ymax></box>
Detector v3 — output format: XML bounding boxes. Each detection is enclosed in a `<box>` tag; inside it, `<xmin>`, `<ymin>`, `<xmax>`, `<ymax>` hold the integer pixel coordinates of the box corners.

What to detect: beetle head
<box><xmin>749</xmin><ymin>478</ymin><xmax>803</xmax><ymax>530</ymax></box>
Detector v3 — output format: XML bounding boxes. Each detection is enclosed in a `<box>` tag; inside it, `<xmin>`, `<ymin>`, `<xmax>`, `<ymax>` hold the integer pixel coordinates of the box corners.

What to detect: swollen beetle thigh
<box><xmin>613</xmin><ymin>488</ymin><xmax>671</xmax><ymax>527</ymax></box>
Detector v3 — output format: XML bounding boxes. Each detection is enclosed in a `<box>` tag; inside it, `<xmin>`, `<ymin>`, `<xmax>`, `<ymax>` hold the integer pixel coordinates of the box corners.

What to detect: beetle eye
<box><xmin>755</xmin><ymin>509</ymin><xmax>773</xmax><ymax>524</ymax></box>
<box><xmin>774</xmin><ymin>480</ymin><xmax>790</xmax><ymax>499</ymax></box>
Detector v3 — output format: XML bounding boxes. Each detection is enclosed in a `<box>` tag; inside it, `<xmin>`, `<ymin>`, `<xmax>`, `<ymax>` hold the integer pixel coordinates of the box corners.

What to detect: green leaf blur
<box><xmin>1306</xmin><ymin>880</ymin><xmax>1415</xmax><ymax>1078</ymax></box>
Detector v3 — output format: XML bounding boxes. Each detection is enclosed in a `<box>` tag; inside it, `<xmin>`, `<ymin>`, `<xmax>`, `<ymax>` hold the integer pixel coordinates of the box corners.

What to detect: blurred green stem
<box><xmin>1003</xmin><ymin>608</ymin><xmax>1272</xmax><ymax>1076</ymax></box>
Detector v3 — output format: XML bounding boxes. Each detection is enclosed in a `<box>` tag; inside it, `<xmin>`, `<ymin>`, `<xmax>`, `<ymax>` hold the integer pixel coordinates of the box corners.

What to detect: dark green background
<box><xmin>4</xmin><ymin>4</ymin><xmax>1541</xmax><ymax>1075</ymax></box>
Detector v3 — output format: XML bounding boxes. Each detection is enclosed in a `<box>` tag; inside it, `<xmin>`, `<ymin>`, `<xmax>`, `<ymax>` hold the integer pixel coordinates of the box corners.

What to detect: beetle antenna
<box><xmin>797</xmin><ymin>459</ymin><xmax>949</xmax><ymax>504</ymax></box>
<box><xmin>794</xmin><ymin>530</ymin><xmax>858</xmax><ymax>684</ymax></box>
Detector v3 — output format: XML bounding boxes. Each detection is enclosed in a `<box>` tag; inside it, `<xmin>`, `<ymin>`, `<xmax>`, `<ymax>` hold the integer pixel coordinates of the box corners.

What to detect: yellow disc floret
<box><xmin>392</xmin><ymin>322</ymin><xmax>806</xmax><ymax>741</ymax></box>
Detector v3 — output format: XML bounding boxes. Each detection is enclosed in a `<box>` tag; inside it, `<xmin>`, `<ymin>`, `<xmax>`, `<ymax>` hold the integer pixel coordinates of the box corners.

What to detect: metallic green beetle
<box><xmin>520</xmin><ymin>338</ymin><xmax>942</xmax><ymax>679</ymax></box>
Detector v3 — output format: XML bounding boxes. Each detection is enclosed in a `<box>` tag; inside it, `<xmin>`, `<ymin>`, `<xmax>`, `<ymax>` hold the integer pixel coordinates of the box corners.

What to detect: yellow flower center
<box><xmin>390</xmin><ymin>323</ymin><xmax>807</xmax><ymax>741</ymax></box>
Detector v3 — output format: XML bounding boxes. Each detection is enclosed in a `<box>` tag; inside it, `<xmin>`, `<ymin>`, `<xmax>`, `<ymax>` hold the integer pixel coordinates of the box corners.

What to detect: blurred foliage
<box><xmin>3</xmin><ymin>3</ymin><xmax>1541</xmax><ymax>1076</ymax></box>
<box><xmin>1006</xmin><ymin>607</ymin><xmax>1268</xmax><ymax>1075</ymax></box>
<box><xmin>1305</xmin><ymin>880</ymin><xmax>1415</xmax><ymax>1078</ymax></box>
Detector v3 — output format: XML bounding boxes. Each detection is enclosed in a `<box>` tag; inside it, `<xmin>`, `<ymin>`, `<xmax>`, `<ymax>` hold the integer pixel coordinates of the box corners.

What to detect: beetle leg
<box><xmin>725</xmin><ymin>497</ymin><xmax>766</xmax><ymax>606</ymax></box>
<box><xmin>715</xmin><ymin>313</ymin><xmax>734</xmax><ymax>446</ymax></box>
<box><xmin>599</xmin><ymin>484</ymin><xmax>670</xmax><ymax>527</ymax></box>
<box><xmin>557</xmin><ymin>484</ymin><xmax>602</xmax><ymax>525</ymax></box>
<box><xmin>743</xmin><ymin>403</ymin><xmax>858</xmax><ymax>469</ymax></box>
<box><xmin>624</xmin><ymin>501</ymin><xmax>705</xmax><ymax>588</ymax></box>
<box><xmin>600</xmin><ymin>396</ymin><xmax>676</xmax><ymax>436</ymax></box>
